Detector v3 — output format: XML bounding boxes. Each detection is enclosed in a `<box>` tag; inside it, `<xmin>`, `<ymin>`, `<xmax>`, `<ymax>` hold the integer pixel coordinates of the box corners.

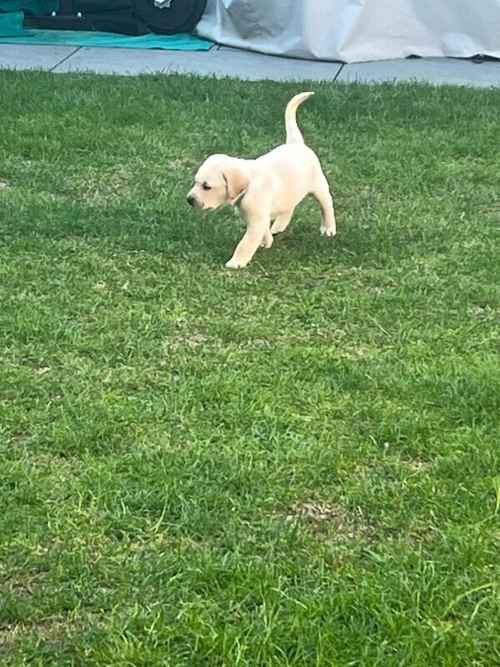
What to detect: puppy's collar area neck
<box><xmin>232</xmin><ymin>190</ymin><xmax>247</xmax><ymax>207</ymax></box>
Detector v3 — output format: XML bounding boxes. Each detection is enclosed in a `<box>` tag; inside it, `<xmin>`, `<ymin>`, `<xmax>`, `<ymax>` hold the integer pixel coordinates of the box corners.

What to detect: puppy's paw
<box><xmin>261</xmin><ymin>234</ymin><xmax>274</xmax><ymax>249</ymax></box>
<box><xmin>320</xmin><ymin>225</ymin><xmax>336</xmax><ymax>238</ymax></box>
<box><xmin>225</xmin><ymin>258</ymin><xmax>246</xmax><ymax>269</ymax></box>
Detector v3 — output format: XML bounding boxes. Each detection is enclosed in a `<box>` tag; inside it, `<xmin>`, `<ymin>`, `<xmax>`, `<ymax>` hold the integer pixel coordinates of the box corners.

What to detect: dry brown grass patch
<box><xmin>285</xmin><ymin>500</ymin><xmax>374</xmax><ymax>542</ymax></box>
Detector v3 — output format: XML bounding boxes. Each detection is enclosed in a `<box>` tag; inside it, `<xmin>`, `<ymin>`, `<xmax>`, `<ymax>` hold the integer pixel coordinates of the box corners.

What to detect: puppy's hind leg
<box><xmin>270</xmin><ymin>209</ymin><xmax>294</xmax><ymax>235</ymax></box>
<box><xmin>312</xmin><ymin>174</ymin><xmax>336</xmax><ymax>238</ymax></box>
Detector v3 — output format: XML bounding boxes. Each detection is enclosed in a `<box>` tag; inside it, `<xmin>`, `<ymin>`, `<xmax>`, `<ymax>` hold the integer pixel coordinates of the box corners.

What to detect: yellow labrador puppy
<box><xmin>187</xmin><ymin>92</ymin><xmax>336</xmax><ymax>269</ymax></box>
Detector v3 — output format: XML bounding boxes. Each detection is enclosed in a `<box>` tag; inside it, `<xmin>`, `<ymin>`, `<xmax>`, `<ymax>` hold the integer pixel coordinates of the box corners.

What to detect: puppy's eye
<box><xmin>202</xmin><ymin>183</ymin><xmax>211</xmax><ymax>191</ymax></box>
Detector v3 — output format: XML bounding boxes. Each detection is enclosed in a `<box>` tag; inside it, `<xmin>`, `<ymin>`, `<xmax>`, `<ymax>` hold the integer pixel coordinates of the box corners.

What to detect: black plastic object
<box><xmin>73</xmin><ymin>0</ymin><xmax>131</xmax><ymax>10</ymax></box>
<box><xmin>24</xmin><ymin>13</ymin><xmax>148</xmax><ymax>35</ymax></box>
<box><xmin>135</xmin><ymin>0</ymin><xmax>207</xmax><ymax>35</ymax></box>
<box><xmin>24</xmin><ymin>0</ymin><xmax>208</xmax><ymax>36</ymax></box>
<box><xmin>24</xmin><ymin>0</ymin><xmax>148</xmax><ymax>34</ymax></box>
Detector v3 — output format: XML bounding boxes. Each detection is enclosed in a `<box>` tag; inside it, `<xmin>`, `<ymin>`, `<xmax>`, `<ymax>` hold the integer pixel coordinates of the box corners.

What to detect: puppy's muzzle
<box><xmin>187</xmin><ymin>194</ymin><xmax>196</xmax><ymax>207</ymax></box>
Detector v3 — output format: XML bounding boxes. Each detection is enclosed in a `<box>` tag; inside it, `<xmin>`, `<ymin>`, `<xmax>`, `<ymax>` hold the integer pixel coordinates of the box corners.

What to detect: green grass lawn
<box><xmin>0</xmin><ymin>70</ymin><xmax>499</xmax><ymax>666</ymax></box>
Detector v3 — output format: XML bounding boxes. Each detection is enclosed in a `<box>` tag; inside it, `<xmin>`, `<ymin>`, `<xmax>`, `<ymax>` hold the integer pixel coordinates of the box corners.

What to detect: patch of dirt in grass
<box><xmin>250</xmin><ymin>338</ymin><xmax>274</xmax><ymax>350</ymax></box>
<box><xmin>468</xmin><ymin>305</ymin><xmax>499</xmax><ymax>321</ymax></box>
<box><xmin>163</xmin><ymin>333</ymin><xmax>211</xmax><ymax>353</ymax></box>
<box><xmin>70</xmin><ymin>165</ymin><xmax>137</xmax><ymax>206</ymax></box>
<box><xmin>0</xmin><ymin>179</ymin><xmax>11</xmax><ymax>190</ymax></box>
<box><xmin>403</xmin><ymin>459</ymin><xmax>434</xmax><ymax>474</ymax></box>
<box><xmin>167</xmin><ymin>158</ymin><xmax>196</xmax><ymax>171</ymax></box>
<box><xmin>285</xmin><ymin>500</ymin><xmax>375</xmax><ymax>542</ymax></box>
<box><xmin>404</xmin><ymin>523</ymin><xmax>438</xmax><ymax>547</ymax></box>
<box><xmin>0</xmin><ymin>616</ymin><xmax>80</xmax><ymax>657</ymax></box>
<box><xmin>337</xmin><ymin>344</ymin><xmax>378</xmax><ymax>360</ymax></box>
<box><xmin>4</xmin><ymin>572</ymin><xmax>44</xmax><ymax>599</ymax></box>
<box><xmin>174</xmin><ymin>333</ymin><xmax>208</xmax><ymax>348</ymax></box>
<box><xmin>0</xmin><ymin>624</ymin><xmax>22</xmax><ymax>656</ymax></box>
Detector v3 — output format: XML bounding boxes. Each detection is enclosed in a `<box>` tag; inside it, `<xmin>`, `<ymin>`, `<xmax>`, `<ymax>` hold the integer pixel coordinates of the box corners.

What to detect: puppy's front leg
<box><xmin>225</xmin><ymin>217</ymin><xmax>270</xmax><ymax>269</ymax></box>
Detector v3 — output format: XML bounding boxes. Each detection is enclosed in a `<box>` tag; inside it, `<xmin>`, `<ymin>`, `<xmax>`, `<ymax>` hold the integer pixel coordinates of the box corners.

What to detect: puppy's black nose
<box><xmin>187</xmin><ymin>195</ymin><xmax>195</xmax><ymax>207</ymax></box>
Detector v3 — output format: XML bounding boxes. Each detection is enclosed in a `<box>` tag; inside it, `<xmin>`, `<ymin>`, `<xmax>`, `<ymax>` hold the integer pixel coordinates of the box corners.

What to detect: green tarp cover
<box><xmin>0</xmin><ymin>28</ymin><xmax>214</xmax><ymax>50</ymax></box>
<box><xmin>0</xmin><ymin>1</ymin><xmax>58</xmax><ymax>14</ymax></box>
<box><xmin>0</xmin><ymin>11</ymin><xmax>26</xmax><ymax>36</ymax></box>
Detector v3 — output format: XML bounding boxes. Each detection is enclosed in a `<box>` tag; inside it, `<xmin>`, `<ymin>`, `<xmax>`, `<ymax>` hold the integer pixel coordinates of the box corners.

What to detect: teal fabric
<box><xmin>0</xmin><ymin>28</ymin><xmax>214</xmax><ymax>50</ymax></box>
<box><xmin>0</xmin><ymin>11</ymin><xmax>27</xmax><ymax>36</ymax></box>
<box><xmin>0</xmin><ymin>1</ymin><xmax>58</xmax><ymax>14</ymax></box>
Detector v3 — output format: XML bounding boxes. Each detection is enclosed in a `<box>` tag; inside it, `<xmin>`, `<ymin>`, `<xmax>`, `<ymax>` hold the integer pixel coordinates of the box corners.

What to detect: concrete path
<box><xmin>1</xmin><ymin>43</ymin><xmax>499</xmax><ymax>87</ymax></box>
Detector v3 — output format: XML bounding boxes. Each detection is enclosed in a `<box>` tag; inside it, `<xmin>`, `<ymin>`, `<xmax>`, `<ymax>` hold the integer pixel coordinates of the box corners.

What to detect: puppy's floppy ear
<box><xmin>222</xmin><ymin>165</ymin><xmax>249</xmax><ymax>204</ymax></box>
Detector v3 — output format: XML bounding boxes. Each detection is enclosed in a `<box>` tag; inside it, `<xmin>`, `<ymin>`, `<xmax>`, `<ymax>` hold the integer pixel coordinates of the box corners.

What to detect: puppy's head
<box><xmin>187</xmin><ymin>155</ymin><xmax>249</xmax><ymax>211</ymax></box>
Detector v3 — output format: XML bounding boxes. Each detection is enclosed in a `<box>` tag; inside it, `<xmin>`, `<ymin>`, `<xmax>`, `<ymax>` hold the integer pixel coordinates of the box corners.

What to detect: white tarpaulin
<box><xmin>196</xmin><ymin>0</ymin><xmax>500</xmax><ymax>63</ymax></box>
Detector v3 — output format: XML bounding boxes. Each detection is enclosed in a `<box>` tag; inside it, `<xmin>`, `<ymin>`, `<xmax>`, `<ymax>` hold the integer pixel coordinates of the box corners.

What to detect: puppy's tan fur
<box><xmin>187</xmin><ymin>92</ymin><xmax>336</xmax><ymax>269</ymax></box>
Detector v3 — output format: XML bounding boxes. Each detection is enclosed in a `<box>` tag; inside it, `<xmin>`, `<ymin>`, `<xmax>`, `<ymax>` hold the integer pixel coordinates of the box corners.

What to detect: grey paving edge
<box><xmin>53</xmin><ymin>45</ymin><xmax>343</xmax><ymax>81</ymax></box>
<box><xmin>1</xmin><ymin>43</ymin><xmax>499</xmax><ymax>87</ymax></box>
<box><xmin>338</xmin><ymin>58</ymin><xmax>500</xmax><ymax>88</ymax></box>
<box><xmin>0</xmin><ymin>44</ymin><xmax>79</xmax><ymax>71</ymax></box>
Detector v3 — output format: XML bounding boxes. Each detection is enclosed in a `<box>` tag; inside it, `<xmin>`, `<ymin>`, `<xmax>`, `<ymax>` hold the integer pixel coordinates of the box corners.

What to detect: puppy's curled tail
<box><xmin>285</xmin><ymin>91</ymin><xmax>314</xmax><ymax>144</ymax></box>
